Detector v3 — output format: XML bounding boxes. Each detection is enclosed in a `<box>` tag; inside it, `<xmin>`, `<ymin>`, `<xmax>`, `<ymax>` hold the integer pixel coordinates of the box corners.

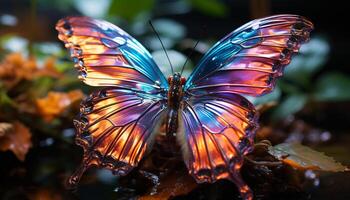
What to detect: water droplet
<box><xmin>101</xmin><ymin>38</ymin><xmax>118</xmax><ymax>48</ymax></box>
<box><xmin>104</xmin><ymin>28</ymin><xmax>119</xmax><ymax>38</ymax></box>
<box><xmin>114</xmin><ymin>36</ymin><xmax>126</xmax><ymax>45</ymax></box>
<box><xmin>211</xmin><ymin>56</ymin><xmax>217</xmax><ymax>61</ymax></box>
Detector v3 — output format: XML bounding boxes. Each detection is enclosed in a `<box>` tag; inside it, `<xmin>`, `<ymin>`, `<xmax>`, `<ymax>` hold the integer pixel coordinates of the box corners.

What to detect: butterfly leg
<box><xmin>229</xmin><ymin>170</ymin><xmax>253</xmax><ymax>200</ymax></box>
<box><xmin>66</xmin><ymin>154</ymin><xmax>93</xmax><ymax>189</ymax></box>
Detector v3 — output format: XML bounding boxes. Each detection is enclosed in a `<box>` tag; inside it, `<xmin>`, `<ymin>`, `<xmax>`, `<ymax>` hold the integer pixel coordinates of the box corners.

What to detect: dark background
<box><xmin>0</xmin><ymin>0</ymin><xmax>349</xmax><ymax>200</ymax></box>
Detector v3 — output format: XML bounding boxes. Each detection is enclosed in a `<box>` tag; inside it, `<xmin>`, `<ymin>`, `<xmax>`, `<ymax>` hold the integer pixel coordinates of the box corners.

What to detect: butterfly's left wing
<box><xmin>180</xmin><ymin>15</ymin><xmax>313</xmax><ymax>199</ymax></box>
<box><xmin>56</xmin><ymin>16</ymin><xmax>168</xmax><ymax>92</ymax></box>
<box><xmin>56</xmin><ymin>17</ymin><xmax>169</xmax><ymax>186</ymax></box>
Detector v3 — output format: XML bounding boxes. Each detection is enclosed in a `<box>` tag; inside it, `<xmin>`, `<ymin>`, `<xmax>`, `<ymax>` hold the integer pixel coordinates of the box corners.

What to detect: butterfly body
<box><xmin>166</xmin><ymin>73</ymin><xmax>186</xmax><ymax>137</ymax></box>
<box><xmin>56</xmin><ymin>15</ymin><xmax>313</xmax><ymax>200</ymax></box>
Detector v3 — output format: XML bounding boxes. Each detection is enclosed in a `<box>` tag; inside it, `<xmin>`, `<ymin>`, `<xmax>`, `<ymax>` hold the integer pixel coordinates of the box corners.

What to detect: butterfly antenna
<box><xmin>149</xmin><ymin>20</ymin><xmax>174</xmax><ymax>75</ymax></box>
<box><xmin>180</xmin><ymin>40</ymin><xmax>199</xmax><ymax>76</ymax></box>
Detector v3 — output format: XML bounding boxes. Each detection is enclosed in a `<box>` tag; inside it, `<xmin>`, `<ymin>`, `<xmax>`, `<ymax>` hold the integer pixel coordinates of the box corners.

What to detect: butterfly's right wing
<box><xmin>179</xmin><ymin>15</ymin><xmax>313</xmax><ymax>199</ymax></box>
<box><xmin>184</xmin><ymin>15</ymin><xmax>313</xmax><ymax>96</ymax></box>
<box><xmin>178</xmin><ymin>92</ymin><xmax>258</xmax><ymax>199</ymax></box>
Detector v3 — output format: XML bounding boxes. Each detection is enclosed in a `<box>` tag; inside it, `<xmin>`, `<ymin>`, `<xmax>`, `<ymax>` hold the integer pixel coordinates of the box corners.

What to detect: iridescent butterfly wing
<box><xmin>56</xmin><ymin>17</ymin><xmax>169</xmax><ymax>186</ymax></box>
<box><xmin>180</xmin><ymin>15</ymin><xmax>313</xmax><ymax>199</ymax></box>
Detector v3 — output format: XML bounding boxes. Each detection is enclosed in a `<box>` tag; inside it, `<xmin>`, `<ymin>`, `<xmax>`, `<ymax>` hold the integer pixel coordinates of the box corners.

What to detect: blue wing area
<box><xmin>184</xmin><ymin>15</ymin><xmax>313</xmax><ymax>96</ymax></box>
<box><xmin>56</xmin><ymin>16</ymin><xmax>169</xmax><ymax>92</ymax></box>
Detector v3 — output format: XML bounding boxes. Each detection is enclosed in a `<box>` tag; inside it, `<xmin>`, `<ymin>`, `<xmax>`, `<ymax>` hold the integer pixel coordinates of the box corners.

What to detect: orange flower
<box><xmin>36</xmin><ymin>90</ymin><xmax>84</xmax><ymax>122</ymax></box>
<box><xmin>0</xmin><ymin>53</ymin><xmax>61</xmax><ymax>89</ymax></box>
<box><xmin>0</xmin><ymin>121</ymin><xmax>32</xmax><ymax>161</ymax></box>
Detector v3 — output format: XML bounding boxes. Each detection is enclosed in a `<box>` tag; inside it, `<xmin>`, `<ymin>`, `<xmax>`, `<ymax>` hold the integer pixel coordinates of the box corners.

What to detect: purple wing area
<box><xmin>56</xmin><ymin>16</ymin><xmax>168</xmax><ymax>93</ymax></box>
<box><xmin>185</xmin><ymin>14</ymin><xmax>313</xmax><ymax>96</ymax></box>
<box><xmin>178</xmin><ymin>92</ymin><xmax>258</xmax><ymax>199</ymax></box>
<box><xmin>69</xmin><ymin>88</ymin><xmax>167</xmax><ymax>186</ymax></box>
<box><xmin>180</xmin><ymin>15</ymin><xmax>313</xmax><ymax>199</ymax></box>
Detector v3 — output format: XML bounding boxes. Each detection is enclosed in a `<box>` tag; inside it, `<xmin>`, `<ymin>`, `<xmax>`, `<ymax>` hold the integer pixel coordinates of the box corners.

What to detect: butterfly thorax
<box><xmin>166</xmin><ymin>72</ymin><xmax>186</xmax><ymax>137</ymax></box>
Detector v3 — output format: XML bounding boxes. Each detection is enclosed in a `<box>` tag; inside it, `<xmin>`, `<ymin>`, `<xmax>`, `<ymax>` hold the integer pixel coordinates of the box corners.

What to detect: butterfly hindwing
<box><xmin>185</xmin><ymin>14</ymin><xmax>313</xmax><ymax>96</ymax></box>
<box><xmin>178</xmin><ymin>92</ymin><xmax>258</xmax><ymax>198</ymax></box>
<box><xmin>73</xmin><ymin>88</ymin><xmax>167</xmax><ymax>176</ymax></box>
<box><xmin>56</xmin><ymin>16</ymin><xmax>168</xmax><ymax>92</ymax></box>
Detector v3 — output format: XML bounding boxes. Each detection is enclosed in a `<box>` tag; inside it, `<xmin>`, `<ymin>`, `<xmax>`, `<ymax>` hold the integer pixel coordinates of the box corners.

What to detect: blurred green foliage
<box><xmin>189</xmin><ymin>0</ymin><xmax>228</xmax><ymax>17</ymax></box>
<box><xmin>249</xmin><ymin>36</ymin><xmax>350</xmax><ymax>120</ymax></box>
<box><xmin>109</xmin><ymin>0</ymin><xmax>155</xmax><ymax>21</ymax></box>
<box><xmin>1</xmin><ymin>0</ymin><xmax>350</xmax><ymax>123</ymax></box>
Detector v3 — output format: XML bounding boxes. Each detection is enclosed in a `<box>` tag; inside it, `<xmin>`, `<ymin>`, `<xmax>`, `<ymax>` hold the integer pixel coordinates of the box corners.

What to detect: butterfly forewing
<box><xmin>185</xmin><ymin>14</ymin><xmax>313</xmax><ymax>96</ymax></box>
<box><xmin>56</xmin><ymin>16</ymin><xmax>168</xmax><ymax>92</ymax></box>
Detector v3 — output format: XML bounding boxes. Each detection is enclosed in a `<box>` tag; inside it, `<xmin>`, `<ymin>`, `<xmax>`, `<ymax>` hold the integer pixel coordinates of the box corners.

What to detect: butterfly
<box><xmin>56</xmin><ymin>14</ymin><xmax>313</xmax><ymax>200</ymax></box>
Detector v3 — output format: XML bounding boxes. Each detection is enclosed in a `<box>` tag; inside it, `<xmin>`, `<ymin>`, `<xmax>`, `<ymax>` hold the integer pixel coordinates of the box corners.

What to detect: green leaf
<box><xmin>73</xmin><ymin>0</ymin><xmax>111</xmax><ymax>18</ymax></box>
<box><xmin>152</xmin><ymin>50</ymin><xmax>190</xmax><ymax>77</ymax></box>
<box><xmin>189</xmin><ymin>0</ymin><xmax>228</xmax><ymax>17</ymax></box>
<box><xmin>268</xmin><ymin>143</ymin><xmax>348</xmax><ymax>172</ymax></box>
<box><xmin>0</xmin><ymin>90</ymin><xmax>15</xmax><ymax>106</ymax></box>
<box><xmin>314</xmin><ymin>72</ymin><xmax>350</xmax><ymax>101</ymax></box>
<box><xmin>109</xmin><ymin>0</ymin><xmax>155</xmax><ymax>21</ymax></box>
<box><xmin>284</xmin><ymin>36</ymin><xmax>330</xmax><ymax>86</ymax></box>
<box><xmin>151</xmin><ymin>19</ymin><xmax>186</xmax><ymax>40</ymax></box>
<box><xmin>271</xmin><ymin>93</ymin><xmax>307</xmax><ymax>120</ymax></box>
